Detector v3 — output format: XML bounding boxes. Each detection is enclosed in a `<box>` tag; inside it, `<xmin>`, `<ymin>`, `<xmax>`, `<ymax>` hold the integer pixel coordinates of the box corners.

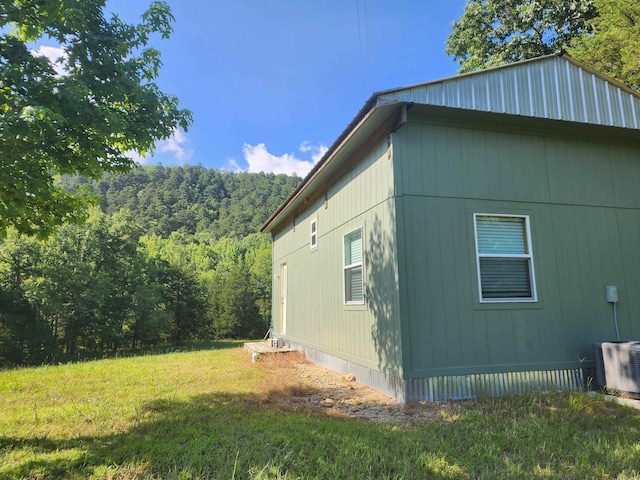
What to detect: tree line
<box><xmin>58</xmin><ymin>165</ymin><xmax>300</xmax><ymax>241</ymax></box>
<box><xmin>0</xmin><ymin>168</ymin><xmax>299</xmax><ymax>366</ymax></box>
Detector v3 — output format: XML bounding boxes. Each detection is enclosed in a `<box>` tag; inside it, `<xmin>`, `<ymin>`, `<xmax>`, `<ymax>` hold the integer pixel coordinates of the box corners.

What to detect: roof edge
<box><xmin>262</xmin><ymin>52</ymin><xmax>640</xmax><ymax>234</ymax></box>
<box><xmin>377</xmin><ymin>52</ymin><xmax>640</xmax><ymax>101</ymax></box>
<box><xmin>260</xmin><ymin>95</ymin><xmax>380</xmax><ymax>233</ymax></box>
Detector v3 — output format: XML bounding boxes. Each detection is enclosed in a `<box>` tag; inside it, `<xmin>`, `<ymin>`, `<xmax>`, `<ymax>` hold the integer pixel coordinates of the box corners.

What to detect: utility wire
<box><xmin>355</xmin><ymin>0</ymin><xmax>370</xmax><ymax>98</ymax></box>
<box><xmin>363</xmin><ymin>0</ymin><xmax>372</xmax><ymax>93</ymax></box>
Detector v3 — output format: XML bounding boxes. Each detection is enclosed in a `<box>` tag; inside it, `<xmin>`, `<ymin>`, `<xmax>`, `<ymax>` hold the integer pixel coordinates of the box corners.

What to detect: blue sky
<box><xmin>94</xmin><ymin>1</ymin><xmax>467</xmax><ymax>175</ymax></box>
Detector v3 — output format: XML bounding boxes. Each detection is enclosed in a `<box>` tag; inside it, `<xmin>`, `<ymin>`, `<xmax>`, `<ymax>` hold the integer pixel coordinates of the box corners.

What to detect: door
<box><xmin>280</xmin><ymin>263</ymin><xmax>287</xmax><ymax>334</ymax></box>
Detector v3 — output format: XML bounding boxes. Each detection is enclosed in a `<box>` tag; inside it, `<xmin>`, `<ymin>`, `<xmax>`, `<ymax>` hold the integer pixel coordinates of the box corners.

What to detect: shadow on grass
<box><xmin>3</xmin><ymin>391</ymin><xmax>640</xmax><ymax>479</ymax></box>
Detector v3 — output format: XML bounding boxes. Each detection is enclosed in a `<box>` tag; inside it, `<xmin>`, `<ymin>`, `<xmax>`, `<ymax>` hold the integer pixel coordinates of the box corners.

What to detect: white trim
<box><xmin>473</xmin><ymin>213</ymin><xmax>537</xmax><ymax>303</ymax></box>
<box><xmin>310</xmin><ymin>217</ymin><xmax>318</xmax><ymax>250</ymax></box>
<box><xmin>342</xmin><ymin>227</ymin><xmax>364</xmax><ymax>305</ymax></box>
<box><xmin>280</xmin><ymin>263</ymin><xmax>287</xmax><ymax>334</ymax></box>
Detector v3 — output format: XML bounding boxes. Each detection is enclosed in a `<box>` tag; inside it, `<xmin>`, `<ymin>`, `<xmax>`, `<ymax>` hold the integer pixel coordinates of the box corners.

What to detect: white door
<box><xmin>280</xmin><ymin>263</ymin><xmax>287</xmax><ymax>334</ymax></box>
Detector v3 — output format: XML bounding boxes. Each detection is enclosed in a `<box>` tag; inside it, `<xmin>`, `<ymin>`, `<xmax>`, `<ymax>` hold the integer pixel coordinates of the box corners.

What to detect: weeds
<box><xmin>1</xmin><ymin>348</ymin><xmax>640</xmax><ymax>479</ymax></box>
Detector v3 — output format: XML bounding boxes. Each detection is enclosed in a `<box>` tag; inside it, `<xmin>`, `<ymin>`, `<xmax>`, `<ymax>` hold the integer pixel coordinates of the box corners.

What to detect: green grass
<box><xmin>2</xmin><ymin>348</ymin><xmax>640</xmax><ymax>479</ymax></box>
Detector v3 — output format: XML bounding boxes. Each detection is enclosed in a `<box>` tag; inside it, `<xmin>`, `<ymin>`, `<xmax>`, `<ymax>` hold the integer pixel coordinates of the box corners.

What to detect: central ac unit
<box><xmin>594</xmin><ymin>341</ymin><xmax>640</xmax><ymax>397</ymax></box>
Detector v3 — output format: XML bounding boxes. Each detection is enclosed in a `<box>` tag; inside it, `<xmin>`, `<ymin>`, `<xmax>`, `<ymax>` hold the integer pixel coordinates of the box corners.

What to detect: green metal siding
<box><xmin>271</xmin><ymin>141</ymin><xmax>403</xmax><ymax>374</ymax></box>
<box><xmin>393</xmin><ymin>120</ymin><xmax>640</xmax><ymax>379</ymax></box>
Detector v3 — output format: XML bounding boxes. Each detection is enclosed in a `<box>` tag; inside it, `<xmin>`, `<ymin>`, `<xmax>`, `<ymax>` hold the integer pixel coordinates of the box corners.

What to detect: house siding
<box><xmin>378</xmin><ymin>55</ymin><xmax>640</xmax><ymax>130</ymax></box>
<box><xmin>271</xmin><ymin>140</ymin><xmax>404</xmax><ymax>376</ymax></box>
<box><xmin>393</xmin><ymin>119</ymin><xmax>640</xmax><ymax>381</ymax></box>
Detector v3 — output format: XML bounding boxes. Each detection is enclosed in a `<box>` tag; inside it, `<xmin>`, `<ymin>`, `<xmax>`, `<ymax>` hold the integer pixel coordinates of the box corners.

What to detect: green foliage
<box><xmin>0</xmin><ymin>0</ymin><xmax>192</xmax><ymax>238</ymax></box>
<box><xmin>0</xmin><ymin>166</ymin><xmax>296</xmax><ymax>365</ymax></box>
<box><xmin>157</xmin><ymin>263</ymin><xmax>209</xmax><ymax>346</ymax></box>
<box><xmin>569</xmin><ymin>0</ymin><xmax>640</xmax><ymax>90</ymax></box>
<box><xmin>142</xmin><ymin>232</ymin><xmax>273</xmax><ymax>342</ymax></box>
<box><xmin>58</xmin><ymin>165</ymin><xmax>301</xmax><ymax>240</ymax></box>
<box><xmin>209</xmin><ymin>264</ymin><xmax>262</xmax><ymax>339</ymax></box>
<box><xmin>0</xmin><ymin>288</ymin><xmax>53</xmax><ymax>365</ymax></box>
<box><xmin>0</xmin><ymin>231</ymin><xmax>54</xmax><ymax>364</ymax></box>
<box><xmin>446</xmin><ymin>0</ymin><xmax>597</xmax><ymax>72</ymax></box>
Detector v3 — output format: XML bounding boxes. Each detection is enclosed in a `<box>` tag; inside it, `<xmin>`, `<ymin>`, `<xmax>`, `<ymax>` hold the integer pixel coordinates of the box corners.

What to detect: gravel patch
<box><xmin>253</xmin><ymin>351</ymin><xmax>445</xmax><ymax>424</ymax></box>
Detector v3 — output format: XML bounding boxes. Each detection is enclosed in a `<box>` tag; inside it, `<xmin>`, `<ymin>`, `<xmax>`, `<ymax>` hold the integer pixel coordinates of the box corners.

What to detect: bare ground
<box><xmin>248</xmin><ymin>350</ymin><xmax>446</xmax><ymax>424</ymax></box>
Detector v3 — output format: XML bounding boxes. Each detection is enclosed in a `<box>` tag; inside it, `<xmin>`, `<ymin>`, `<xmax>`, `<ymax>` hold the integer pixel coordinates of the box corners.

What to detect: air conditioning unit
<box><xmin>594</xmin><ymin>341</ymin><xmax>640</xmax><ymax>397</ymax></box>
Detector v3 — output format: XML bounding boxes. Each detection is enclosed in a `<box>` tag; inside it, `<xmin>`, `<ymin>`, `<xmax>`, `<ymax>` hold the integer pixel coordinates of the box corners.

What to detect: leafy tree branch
<box><xmin>0</xmin><ymin>0</ymin><xmax>192</xmax><ymax>237</ymax></box>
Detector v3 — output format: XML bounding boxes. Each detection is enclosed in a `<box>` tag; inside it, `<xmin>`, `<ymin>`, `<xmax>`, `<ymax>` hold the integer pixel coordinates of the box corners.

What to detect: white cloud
<box><xmin>158</xmin><ymin>129</ymin><xmax>193</xmax><ymax>164</ymax></box>
<box><xmin>126</xmin><ymin>150</ymin><xmax>148</xmax><ymax>164</ymax></box>
<box><xmin>299</xmin><ymin>141</ymin><xmax>314</xmax><ymax>153</ymax></box>
<box><xmin>237</xmin><ymin>142</ymin><xmax>328</xmax><ymax>177</ymax></box>
<box><xmin>308</xmin><ymin>143</ymin><xmax>329</xmax><ymax>164</ymax></box>
<box><xmin>126</xmin><ymin>129</ymin><xmax>192</xmax><ymax>165</ymax></box>
<box><xmin>225</xmin><ymin>158</ymin><xmax>244</xmax><ymax>173</ymax></box>
<box><xmin>31</xmin><ymin>45</ymin><xmax>66</xmax><ymax>76</ymax></box>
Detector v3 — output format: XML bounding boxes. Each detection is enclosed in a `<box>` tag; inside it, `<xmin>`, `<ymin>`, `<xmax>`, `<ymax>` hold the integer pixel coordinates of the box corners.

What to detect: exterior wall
<box><xmin>393</xmin><ymin>118</ymin><xmax>640</xmax><ymax>388</ymax></box>
<box><xmin>271</xmin><ymin>140</ymin><xmax>404</xmax><ymax>377</ymax></box>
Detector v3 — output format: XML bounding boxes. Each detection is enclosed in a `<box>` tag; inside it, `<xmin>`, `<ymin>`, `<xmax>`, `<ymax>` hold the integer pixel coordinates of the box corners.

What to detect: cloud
<box><xmin>158</xmin><ymin>129</ymin><xmax>193</xmax><ymax>164</ymax></box>
<box><xmin>299</xmin><ymin>141</ymin><xmax>314</xmax><ymax>153</ymax></box>
<box><xmin>126</xmin><ymin>150</ymin><xmax>149</xmax><ymax>164</ymax></box>
<box><xmin>237</xmin><ymin>142</ymin><xmax>328</xmax><ymax>177</ymax></box>
<box><xmin>31</xmin><ymin>45</ymin><xmax>67</xmax><ymax>76</ymax></box>
<box><xmin>225</xmin><ymin>158</ymin><xmax>244</xmax><ymax>173</ymax></box>
<box><xmin>126</xmin><ymin>129</ymin><xmax>192</xmax><ymax>165</ymax></box>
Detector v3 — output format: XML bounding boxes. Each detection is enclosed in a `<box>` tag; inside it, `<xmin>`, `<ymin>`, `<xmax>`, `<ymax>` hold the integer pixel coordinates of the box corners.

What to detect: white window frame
<box><xmin>473</xmin><ymin>213</ymin><xmax>537</xmax><ymax>303</ymax></box>
<box><xmin>343</xmin><ymin>227</ymin><xmax>364</xmax><ymax>305</ymax></box>
<box><xmin>310</xmin><ymin>218</ymin><xmax>318</xmax><ymax>250</ymax></box>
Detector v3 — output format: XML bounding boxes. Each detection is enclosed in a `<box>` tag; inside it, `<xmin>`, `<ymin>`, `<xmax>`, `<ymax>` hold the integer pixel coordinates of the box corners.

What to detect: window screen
<box><xmin>344</xmin><ymin>229</ymin><xmax>364</xmax><ymax>304</ymax></box>
<box><xmin>310</xmin><ymin>218</ymin><xmax>317</xmax><ymax>248</ymax></box>
<box><xmin>475</xmin><ymin>215</ymin><xmax>536</xmax><ymax>302</ymax></box>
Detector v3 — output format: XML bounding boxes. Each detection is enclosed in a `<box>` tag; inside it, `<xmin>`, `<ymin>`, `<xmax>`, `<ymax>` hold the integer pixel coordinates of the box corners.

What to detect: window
<box><xmin>310</xmin><ymin>218</ymin><xmax>317</xmax><ymax>249</ymax></box>
<box><xmin>343</xmin><ymin>228</ymin><xmax>364</xmax><ymax>304</ymax></box>
<box><xmin>474</xmin><ymin>214</ymin><xmax>536</xmax><ymax>302</ymax></box>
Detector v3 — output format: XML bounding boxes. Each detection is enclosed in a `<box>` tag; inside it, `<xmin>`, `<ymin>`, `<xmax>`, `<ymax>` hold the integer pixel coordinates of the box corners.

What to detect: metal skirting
<box><xmin>299</xmin><ymin>343</ymin><xmax>403</xmax><ymax>401</ymax></box>
<box><xmin>407</xmin><ymin>369</ymin><xmax>587</xmax><ymax>403</ymax></box>
<box><xmin>287</xmin><ymin>341</ymin><xmax>587</xmax><ymax>403</ymax></box>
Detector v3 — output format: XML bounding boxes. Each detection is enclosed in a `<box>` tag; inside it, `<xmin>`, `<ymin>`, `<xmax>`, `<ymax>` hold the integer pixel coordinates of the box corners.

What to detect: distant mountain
<box><xmin>59</xmin><ymin>165</ymin><xmax>301</xmax><ymax>240</ymax></box>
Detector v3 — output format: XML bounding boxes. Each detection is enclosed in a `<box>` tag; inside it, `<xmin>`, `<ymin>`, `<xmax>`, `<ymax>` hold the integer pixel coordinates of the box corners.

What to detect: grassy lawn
<box><xmin>1</xmin><ymin>347</ymin><xmax>640</xmax><ymax>479</ymax></box>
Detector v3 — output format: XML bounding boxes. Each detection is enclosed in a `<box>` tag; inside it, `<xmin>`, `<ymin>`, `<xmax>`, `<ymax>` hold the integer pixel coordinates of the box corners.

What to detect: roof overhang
<box><xmin>262</xmin><ymin>53</ymin><xmax>640</xmax><ymax>236</ymax></box>
<box><xmin>261</xmin><ymin>100</ymin><xmax>406</xmax><ymax>234</ymax></box>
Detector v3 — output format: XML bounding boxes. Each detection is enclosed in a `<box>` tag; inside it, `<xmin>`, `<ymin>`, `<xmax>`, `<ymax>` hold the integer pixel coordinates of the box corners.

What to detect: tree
<box><xmin>0</xmin><ymin>231</ymin><xmax>54</xmax><ymax>365</ymax></box>
<box><xmin>569</xmin><ymin>0</ymin><xmax>640</xmax><ymax>90</ymax></box>
<box><xmin>159</xmin><ymin>263</ymin><xmax>209</xmax><ymax>346</ymax></box>
<box><xmin>446</xmin><ymin>0</ymin><xmax>597</xmax><ymax>73</ymax></box>
<box><xmin>208</xmin><ymin>263</ymin><xmax>262</xmax><ymax>339</ymax></box>
<box><xmin>0</xmin><ymin>0</ymin><xmax>192</xmax><ymax>238</ymax></box>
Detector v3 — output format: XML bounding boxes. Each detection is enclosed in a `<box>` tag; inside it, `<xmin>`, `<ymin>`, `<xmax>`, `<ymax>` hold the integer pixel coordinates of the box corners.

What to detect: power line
<box><xmin>363</xmin><ymin>0</ymin><xmax>372</xmax><ymax>93</ymax></box>
<box><xmin>355</xmin><ymin>0</ymin><xmax>371</xmax><ymax>97</ymax></box>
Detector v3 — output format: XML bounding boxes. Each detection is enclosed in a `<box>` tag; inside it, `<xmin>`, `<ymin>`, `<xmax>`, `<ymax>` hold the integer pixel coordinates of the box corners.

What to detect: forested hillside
<box><xmin>59</xmin><ymin>165</ymin><xmax>301</xmax><ymax>240</ymax></box>
<box><xmin>0</xmin><ymin>166</ymin><xmax>300</xmax><ymax>366</ymax></box>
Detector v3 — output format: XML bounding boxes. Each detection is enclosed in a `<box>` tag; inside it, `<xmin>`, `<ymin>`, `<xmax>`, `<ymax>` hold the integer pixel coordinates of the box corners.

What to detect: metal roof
<box><xmin>377</xmin><ymin>53</ymin><xmax>640</xmax><ymax>130</ymax></box>
<box><xmin>262</xmin><ymin>53</ymin><xmax>640</xmax><ymax>234</ymax></box>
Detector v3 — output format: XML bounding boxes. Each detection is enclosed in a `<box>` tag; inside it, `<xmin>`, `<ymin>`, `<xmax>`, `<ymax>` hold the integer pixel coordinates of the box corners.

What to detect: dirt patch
<box><xmin>249</xmin><ymin>350</ymin><xmax>446</xmax><ymax>424</ymax></box>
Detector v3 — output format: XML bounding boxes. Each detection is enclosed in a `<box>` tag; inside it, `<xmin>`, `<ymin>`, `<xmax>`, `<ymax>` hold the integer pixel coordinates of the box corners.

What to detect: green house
<box><xmin>261</xmin><ymin>53</ymin><xmax>640</xmax><ymax>402</ymax></box>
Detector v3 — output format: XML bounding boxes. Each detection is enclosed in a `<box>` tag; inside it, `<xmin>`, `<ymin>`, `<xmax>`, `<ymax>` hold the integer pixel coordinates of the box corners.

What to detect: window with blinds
<box><xmin>343</xmin><ymin>228</ymin><xmax>364</xmax><ymax>304</ymax></box>
<box><xmin>474</xmin><ymin>214</ymin><xmax>537</xmax><ymax>302</ymax></box>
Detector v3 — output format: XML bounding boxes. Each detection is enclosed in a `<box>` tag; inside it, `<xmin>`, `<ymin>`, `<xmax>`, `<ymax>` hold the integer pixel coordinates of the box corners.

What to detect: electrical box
<box><xmin>606</xmin><ymin>285</ymin><xmax>618</xmax><ymax>303</ymax></box>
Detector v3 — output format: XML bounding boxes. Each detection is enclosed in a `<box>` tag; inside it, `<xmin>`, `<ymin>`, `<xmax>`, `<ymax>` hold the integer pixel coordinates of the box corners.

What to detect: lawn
<box><xmin>1</xmin><ymin>346</ymin><xmax>640</xmax><ymax>479</ymax></box>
